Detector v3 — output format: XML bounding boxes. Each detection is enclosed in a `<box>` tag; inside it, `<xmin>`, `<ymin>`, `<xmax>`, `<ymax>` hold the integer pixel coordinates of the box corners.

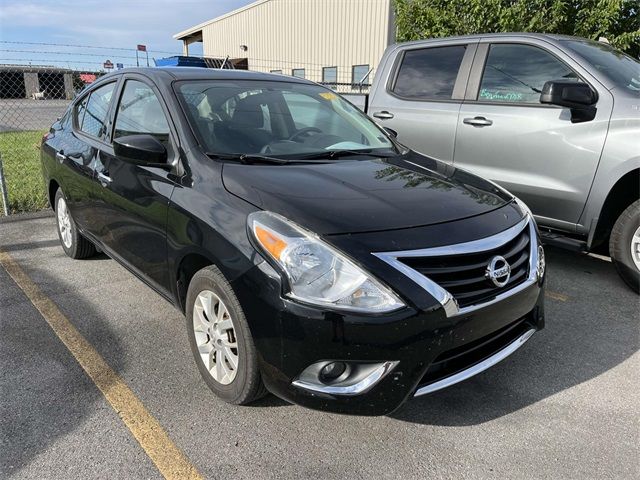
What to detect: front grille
<box><xmin>418</xmin><ymin>319</ymin><xmax>529</xmax><ymax>388</ymax></box>
<box><xmin>399</xmin><ymin>225</ymin><xmax>531</xmax><ymax>308</ymax></box>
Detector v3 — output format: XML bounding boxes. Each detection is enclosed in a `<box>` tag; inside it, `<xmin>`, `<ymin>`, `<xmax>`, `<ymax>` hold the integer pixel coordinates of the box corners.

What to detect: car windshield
<box><xmin>175</xmin><ymin>79</ymin><xmax>397</xmax><ymax>159</ymax></box>
<box><xmin>561</xmin><ymin>39</ymin><xmax>640</xmax><ymax>93</ymax></box>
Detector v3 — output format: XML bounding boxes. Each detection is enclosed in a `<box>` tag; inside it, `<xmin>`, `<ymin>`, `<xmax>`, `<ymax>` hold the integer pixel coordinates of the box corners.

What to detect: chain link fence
<box><xmin>0</xmin><ymin>59</ymin><xmax>372</xmax><ymax>216</ymax></box>
<box><xmin>0</xmin><ymin>66</ymin><xmax>104</xmax><ymax>215</ymax></box>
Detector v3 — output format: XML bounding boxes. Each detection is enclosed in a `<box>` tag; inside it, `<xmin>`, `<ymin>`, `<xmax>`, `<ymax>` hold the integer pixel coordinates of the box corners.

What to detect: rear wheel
<box><xmin>54</xmin><ymin>189</ymin><xmax>96</xmax><ymax>259</ymax></box>
<box><xmin>609</xmin><ymin>199</ymin><xmax>640</xmax><ymax>293</ymax></box>
<box><xmin>185</xmin><ymin>265</ymin><xmax>267</xmax><ymax>404</ymax></box>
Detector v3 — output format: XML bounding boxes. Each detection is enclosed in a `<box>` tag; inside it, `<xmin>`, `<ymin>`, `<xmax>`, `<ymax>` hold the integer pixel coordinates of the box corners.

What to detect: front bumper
<box><xmin>233</xmin><ymin>257</ymin><xmax>545</xmax><ymax>416</ymax></box>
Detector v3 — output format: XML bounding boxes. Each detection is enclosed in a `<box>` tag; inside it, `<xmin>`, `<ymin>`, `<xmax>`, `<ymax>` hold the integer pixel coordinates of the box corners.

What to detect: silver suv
<box><xmin>358</xmin><ymin>34</ymin><xmax>639</xmax><ymax>291</ymax></box>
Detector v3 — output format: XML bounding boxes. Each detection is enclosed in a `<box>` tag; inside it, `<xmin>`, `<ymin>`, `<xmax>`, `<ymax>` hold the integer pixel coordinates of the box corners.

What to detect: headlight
<box><xmin>248</xmin><ymin>211</ymin><xmax>405</xmax><ymax>313</ymax></box>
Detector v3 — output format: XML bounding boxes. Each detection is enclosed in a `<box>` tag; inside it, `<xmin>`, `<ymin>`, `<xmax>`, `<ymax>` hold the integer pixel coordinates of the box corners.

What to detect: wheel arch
<box><xmin>590</xmin><ymin>169</ymin><xmax>640</xmax><ymax>250</ymax></box>
<box><xmin>175</xmin><ymin>252</ymin><xmax>216</xmax><ymax>313</ymax></box>
<box><xmin>48</xmin><ymin>178</ymin><xmax>60</xmax><ymax>211</ymax></box>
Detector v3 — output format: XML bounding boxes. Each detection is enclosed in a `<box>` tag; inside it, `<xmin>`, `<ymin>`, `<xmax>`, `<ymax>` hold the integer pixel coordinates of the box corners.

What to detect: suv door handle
<box><xmin>97</xmin><ymin>171</ymin><xmax>112</xmax><ymax>186</ymax></box>
<box><xmin>55</xmin><ymin>151</ymin><xmax>67</xmax><ymax>163</ymax></box>
<box><xmin>372</xmin><ymin>111</ymin><xmax>394</xmax><ymax>120</ymax></box>
<box><xmin>463</xmin><ymin>116</ymin><xmax>493</xmax><ymax>127</ymax></box>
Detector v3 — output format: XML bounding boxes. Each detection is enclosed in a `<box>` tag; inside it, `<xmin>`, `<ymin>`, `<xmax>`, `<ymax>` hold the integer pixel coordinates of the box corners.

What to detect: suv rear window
<box><xmin>392</xmin><ymin>45</ymin><xmax>466</xmax><ymax>100</ymax></box>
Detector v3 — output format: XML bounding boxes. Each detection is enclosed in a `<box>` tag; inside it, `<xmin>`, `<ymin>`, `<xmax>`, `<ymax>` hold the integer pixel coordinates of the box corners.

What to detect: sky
<box><xmin>0</xmin><ymin>0</ymin><xmax>254</xmax><ymax>69</ymax></box>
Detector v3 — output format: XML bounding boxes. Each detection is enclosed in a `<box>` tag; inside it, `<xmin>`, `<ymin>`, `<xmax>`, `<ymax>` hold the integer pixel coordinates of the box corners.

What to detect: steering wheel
<box><xmin>288</xmin><ymin>127</ymin><xmax>322</xmax><ymax>142</ymax></box>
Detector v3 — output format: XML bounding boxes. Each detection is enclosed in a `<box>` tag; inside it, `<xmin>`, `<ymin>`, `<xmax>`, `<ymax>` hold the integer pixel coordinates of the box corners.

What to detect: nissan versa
<box><xmin>41</xmin><ymin>68</ymin><xmax>546</xmax><ymax>415</ymax></box>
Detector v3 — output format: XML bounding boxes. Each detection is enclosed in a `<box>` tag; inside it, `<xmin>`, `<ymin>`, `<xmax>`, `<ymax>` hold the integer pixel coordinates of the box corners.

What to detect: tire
<box><xmin>54</xmin><ymin>189</ymin><xmax>96</xmax><ymax>260</ymax></box>
<box><xmin>186</xmin><ymin>265</ymin><xmax>267</xmax><ymax>404</ymax></box>
<box><xmin>609</xmin><ymin>199</ymin><xmax>640</xmax><ymax>293</ymax></box>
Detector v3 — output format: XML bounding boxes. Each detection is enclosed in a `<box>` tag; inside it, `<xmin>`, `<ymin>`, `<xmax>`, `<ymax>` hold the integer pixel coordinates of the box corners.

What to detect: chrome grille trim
<box><xmin>414</xmin><ymin>328</ymin><xmax>536</xmax><ymax>396</ymax></box>
<box><xmin>373</xmin><ymin>215</ymin><xmax>538</xmax><ymax>317</ymax></box>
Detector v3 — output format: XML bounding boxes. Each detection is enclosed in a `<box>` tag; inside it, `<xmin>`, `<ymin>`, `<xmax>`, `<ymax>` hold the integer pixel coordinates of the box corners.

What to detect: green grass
<box><xmin>0</xmin><ymin>130</ymin><xmax>48</xmax><ymax>214</ymax></box>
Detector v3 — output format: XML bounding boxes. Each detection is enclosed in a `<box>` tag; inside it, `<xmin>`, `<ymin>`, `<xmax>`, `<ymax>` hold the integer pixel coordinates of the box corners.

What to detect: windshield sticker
<box><xmin>319</xmin><ymin>92</ymin><xmax>338</xmax><ymax>100</ymax></box>
<box><xmin>479</xmin><ymin>89</ymin><xmax>524</xmax><ymax>102</ymax></box>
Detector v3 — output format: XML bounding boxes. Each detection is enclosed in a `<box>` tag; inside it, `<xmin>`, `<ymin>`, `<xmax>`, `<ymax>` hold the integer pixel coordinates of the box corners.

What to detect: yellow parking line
<box><xmin>546</xmin><ymin>290</ymin><xmax>569</xmax><ymax>302</ymax></box>
<box><xmin>0</xmin><ymin>250</ymin><xmax>203</xmax><ymax>480</ymax></box>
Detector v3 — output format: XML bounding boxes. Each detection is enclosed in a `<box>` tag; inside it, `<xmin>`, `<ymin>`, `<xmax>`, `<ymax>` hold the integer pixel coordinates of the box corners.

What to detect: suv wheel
<box><xmin>609</xmin><ymin>199</ymin><xmax>640</xmax><ymax>293</ymax></box>
<box><xmin>54</xmin><ymin>189</ymin><xmax>96</xmax><ymax>259</ymax></box>
<box><xmin>185</xmin><ymin>265</ymin><xmax>267</xmax><ymax>404</ymax></box>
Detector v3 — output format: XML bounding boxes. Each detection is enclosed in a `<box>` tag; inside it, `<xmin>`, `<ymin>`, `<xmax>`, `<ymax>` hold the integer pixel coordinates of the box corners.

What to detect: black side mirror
<box><xmin>540</xmin><ymin>81</ymin><xmax>597</xmax><ymax>123</ymax></box>
<box><xmin>383</xmin><ymin>127</ymin><xmax>398</xmax><ymax>138</ymax></box>
<box><xmin>113</xmin><ymin>134</ymin><xmax>168</xmax><ymax>166</ymax></box>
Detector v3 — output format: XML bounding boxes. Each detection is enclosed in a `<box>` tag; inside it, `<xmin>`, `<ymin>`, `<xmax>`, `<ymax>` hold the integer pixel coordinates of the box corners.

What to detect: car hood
<box><xmin>222</xmin><ymin>152</ymin><xmax>513</xmax><ymax>235</ymax></box>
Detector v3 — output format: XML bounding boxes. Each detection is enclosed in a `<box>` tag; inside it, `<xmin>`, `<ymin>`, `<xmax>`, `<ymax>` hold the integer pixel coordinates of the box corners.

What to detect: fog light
<box><xmin>293</xmin><ymin>360</ymin><xmax>398</xmax><ymax>396</ymax></box>
<box><xmin>537</xmin><ymin>245</ymin><xmax>546</xmax><ymax>281</ymax></box>
<box><xmin>319</xmin><ymin>362</ymin><xmax>347</xmax><ymax>383</ymax></box>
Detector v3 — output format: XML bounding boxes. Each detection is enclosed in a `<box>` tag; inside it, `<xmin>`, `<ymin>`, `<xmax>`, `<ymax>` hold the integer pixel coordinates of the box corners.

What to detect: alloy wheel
<box><xmin>631</xmin><ymin>225</ymin><xmax>640</xmax><ymax>271</ymax></box>
<box><xmin>193</xmin><ymin>290</ymin><xmax>239</xmax><ymax>385</ymax></box>
<box><xmin>57</xmin><ymin>196</ymin><xmax>72</xmax><ymax>248</ymax></box>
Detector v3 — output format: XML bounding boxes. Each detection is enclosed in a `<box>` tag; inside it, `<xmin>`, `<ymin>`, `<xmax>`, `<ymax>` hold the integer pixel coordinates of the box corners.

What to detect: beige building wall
<box><xmin>174</xmin><ymin>0</ymin><xmax>395</xmax><ymax>86</ymax></box>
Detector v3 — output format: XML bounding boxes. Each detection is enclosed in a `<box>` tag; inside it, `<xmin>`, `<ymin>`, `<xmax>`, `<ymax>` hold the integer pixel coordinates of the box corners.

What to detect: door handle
<box><xmin>55</xmin><ymin>151</ymin><xmax>67</xmax><ymax>163</ymax></box>
<box><xmin>97</xmin><ymin>171</ymin><xmax>112</xmax><ymax>186</ymax></box>
<box><xmin>463</xmin><ymin>116</ymin><xmax>493</xmax><ymax>127</ymax></box>
<box><xmin>372</xmin><ymin>111</ymin><xmax>394</xmax><ymax>120</ymax></box>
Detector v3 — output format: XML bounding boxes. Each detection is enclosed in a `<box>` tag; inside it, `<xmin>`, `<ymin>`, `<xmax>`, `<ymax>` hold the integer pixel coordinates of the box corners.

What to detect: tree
<box><xmin>394</xmin><ymin>0</ymin><xmax>640</xmax><ymax>57</ymax></box>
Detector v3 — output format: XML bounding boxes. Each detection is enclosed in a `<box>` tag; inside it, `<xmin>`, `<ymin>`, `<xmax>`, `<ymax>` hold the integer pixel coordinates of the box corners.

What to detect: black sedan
<box><xmin>41</xmin><ymin>68</ymin><xmax>545</xmax><ymax>415</ymax></box>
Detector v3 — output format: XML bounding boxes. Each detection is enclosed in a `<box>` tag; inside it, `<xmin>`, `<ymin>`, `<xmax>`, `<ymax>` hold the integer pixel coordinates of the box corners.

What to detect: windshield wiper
<box><xmin>205</xmin><ymin>152</ymin><xmax>293</xmax><ymax>165</ymax></box>
<box><xmin>205</xmin><ymin>150</ymin><xmax>401</xmax><ymax>164</ymax></box>
<box><xmin>297</xmin><ymin>149</ymin><xmax>400</xmax><ymax>160</ymax></box>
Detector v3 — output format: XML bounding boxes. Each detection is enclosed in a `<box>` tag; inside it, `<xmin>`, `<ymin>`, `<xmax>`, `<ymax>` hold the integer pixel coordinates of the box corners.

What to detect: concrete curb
<box><xmin>0</xmin><ymin>209</ymin><xmax>54</xmax><ymax>224</ymax></box>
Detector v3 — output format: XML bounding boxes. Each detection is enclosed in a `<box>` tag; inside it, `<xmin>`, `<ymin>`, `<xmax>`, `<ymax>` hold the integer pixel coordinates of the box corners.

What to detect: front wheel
<box><xmin>609</xmin><ymin>199</ymin><xmax>640</xmax><ymax>293</ymax></box>
<box><xmin>54</xmin><ymin>189</ymin><xmax>96</xmax><ymax>259</ymax></box>
<box><xmin>185</xmin><ymin>265</ymin><xmax>267</xmax><ymax>404</ymax></box>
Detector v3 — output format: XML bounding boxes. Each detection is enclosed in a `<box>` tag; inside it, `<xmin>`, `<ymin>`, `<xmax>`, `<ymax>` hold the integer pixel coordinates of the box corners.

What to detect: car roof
<box><xmin>395</xmin><ymin>32</ymin><xmax>588</xmax><ymax>48</ymax></box>
<box><xmin>97</xmin><ymin>67</ymin><xmax>315</xmax><ymax>85</ymax></box>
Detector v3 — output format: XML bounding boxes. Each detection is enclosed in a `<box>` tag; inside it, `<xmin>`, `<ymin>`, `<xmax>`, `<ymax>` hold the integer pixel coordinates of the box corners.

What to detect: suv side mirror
<box><xmin>540</xmin><ymin>81</ymin><xmax>597</xmax><ymax>123</ymax></box>
<box><xmin>113</xmin><ymin>134</ymin><xmax>168</xmax><ymax>166</ymax></box>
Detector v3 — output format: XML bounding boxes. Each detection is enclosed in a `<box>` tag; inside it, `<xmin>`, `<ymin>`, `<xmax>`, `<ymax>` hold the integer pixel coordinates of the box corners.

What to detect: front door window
<box><xmin>478</xmin><ymin>44</ymin><xmax>579</xmax><ymax>103</ymax></box>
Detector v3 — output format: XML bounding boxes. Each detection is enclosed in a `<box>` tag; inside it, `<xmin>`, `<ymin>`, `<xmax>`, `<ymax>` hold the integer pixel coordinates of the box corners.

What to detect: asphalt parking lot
<box><xmin>0</xmin><ymin>99</ymin><xmax>70</xmax><ymax>132</ymax></box>
<box><xmin>1</xmin><ymin>212</ymin><xmax>638</xmax><ymax>479</ymax></box>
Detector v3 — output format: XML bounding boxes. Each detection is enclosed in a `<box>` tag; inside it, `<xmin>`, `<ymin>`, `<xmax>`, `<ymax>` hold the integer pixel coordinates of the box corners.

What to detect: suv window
<box><xmin>392</xmin><ymin>45</ymin><xmax>466</xmax><ymax>100</ymax></box>
<box><xmin>78</xmin><ymin>82</ymin><xmax>115</xmax><ymax>138</ymax></box>
<box><xmin>114</xmin><ymin>80</ymin><xmax>170</xmax><ymax>145</ymax></box>
<box><xmin>479</xmin><ymin>44</ymin><xmax>579</xmax><ymax>103</ymax></box>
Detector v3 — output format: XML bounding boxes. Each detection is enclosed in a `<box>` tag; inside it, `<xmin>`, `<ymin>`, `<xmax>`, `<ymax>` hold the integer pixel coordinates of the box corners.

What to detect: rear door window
<box><xmin>79</xmin><ymin>82</ymin><xmax>116</xmax><ymax>138</ymax></box>
<box><xmin>392</xmin><ymin>45</ymin><xmax>467</xmax><ymax>100</ymax></box>
<box><xmin>478</xmin><ymin>44</ymin><xmax>579</xmax><ymax>103</ymax></box>
<box><xmin>113</xmin><ymin>80</ymin><xmax>171</xmax><ymax>146</ymax></box>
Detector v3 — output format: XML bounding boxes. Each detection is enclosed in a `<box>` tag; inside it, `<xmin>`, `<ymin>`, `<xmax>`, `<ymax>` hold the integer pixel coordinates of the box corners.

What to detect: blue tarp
<box><xmin>154</xmin><ymin>56</ymin><xmax>209</xmax><ymax>68</ymax></box>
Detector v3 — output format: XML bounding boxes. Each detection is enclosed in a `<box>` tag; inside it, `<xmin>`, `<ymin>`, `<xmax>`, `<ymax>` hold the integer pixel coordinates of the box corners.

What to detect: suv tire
<box><xmin>54</xmin><ymin>188</ymin><xmax>96</xmax><ymax>259</ymax></box>
<box><xmin>609</xmin><ymin>199</ymin><xmax>640</xmax><ymax>293</ymax></box>
<box><xmin>186</xmin><ymin>265</ymin><xmax>268</xmax><ymax>404</ymax></box>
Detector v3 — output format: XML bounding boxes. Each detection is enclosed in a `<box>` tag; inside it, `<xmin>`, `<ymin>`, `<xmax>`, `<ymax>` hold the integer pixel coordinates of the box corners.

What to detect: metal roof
<box><xmin>174</xmin><ymin>0</ymin><xmax>272</xmax><ymax>40</ymax></box>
